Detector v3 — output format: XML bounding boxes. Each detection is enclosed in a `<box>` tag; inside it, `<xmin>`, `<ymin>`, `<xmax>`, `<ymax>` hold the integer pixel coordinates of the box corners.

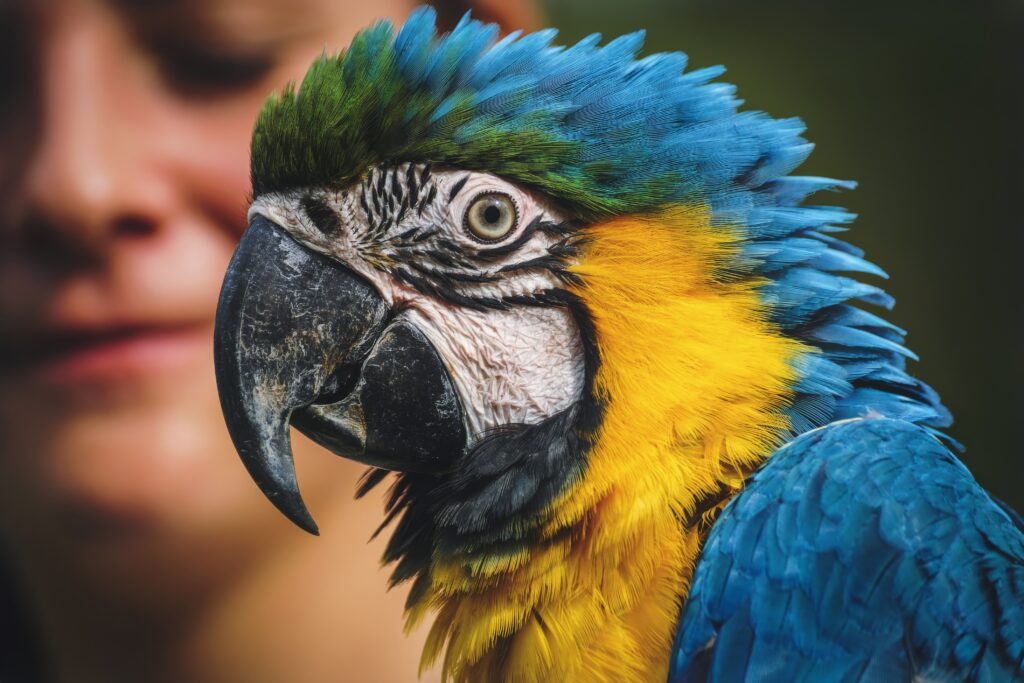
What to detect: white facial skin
<box><xmin>250</xmin><ymin>168</ymin><xmax>587</xmax><ymax>440</ymax></box>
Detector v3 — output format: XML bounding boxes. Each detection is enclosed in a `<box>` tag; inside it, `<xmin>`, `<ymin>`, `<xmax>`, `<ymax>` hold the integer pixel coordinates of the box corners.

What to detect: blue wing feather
<box><xmin>670</xmin><ymin>417</ymin><xmax>1024</xmax><ymax>682</ymax></box>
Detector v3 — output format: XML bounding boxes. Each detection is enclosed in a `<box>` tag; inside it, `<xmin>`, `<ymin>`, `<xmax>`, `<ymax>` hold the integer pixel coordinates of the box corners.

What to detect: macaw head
<box><xmin>214</xmin><ymin>7</ymin><xmax>950</xmax><ymax>675</ymax></box>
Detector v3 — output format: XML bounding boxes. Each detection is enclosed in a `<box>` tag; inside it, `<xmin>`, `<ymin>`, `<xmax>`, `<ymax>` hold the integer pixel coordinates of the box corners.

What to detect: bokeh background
<box><xmin>547</xmin><ymin>0</ymin><xmax>1024</xmax><ymax>510</ymax></box>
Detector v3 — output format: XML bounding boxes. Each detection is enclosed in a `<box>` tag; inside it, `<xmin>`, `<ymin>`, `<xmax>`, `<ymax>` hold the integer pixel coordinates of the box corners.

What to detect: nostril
<box><xmin>17</xmin><ymin>213</ymin><xmax>101</xmax><ymax>269</ymax></box>
<box><xmin>113</xmin><ymin>215</ymin><xmax>157</xmax><ymax>238</ymax></box>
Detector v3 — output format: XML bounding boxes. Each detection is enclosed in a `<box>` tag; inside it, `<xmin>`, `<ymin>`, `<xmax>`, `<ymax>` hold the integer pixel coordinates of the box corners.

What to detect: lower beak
<box><xmin>214</xmin><ymin>216</ymin><xmax>465</xmax><ymax>535</ymax></box>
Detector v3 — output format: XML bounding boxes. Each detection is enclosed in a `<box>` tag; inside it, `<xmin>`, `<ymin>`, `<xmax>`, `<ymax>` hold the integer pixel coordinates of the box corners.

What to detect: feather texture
<box><xmin>671</xmin><ymin>418</ymin><xmax>1024</xmax><ymax>682</ymax></box>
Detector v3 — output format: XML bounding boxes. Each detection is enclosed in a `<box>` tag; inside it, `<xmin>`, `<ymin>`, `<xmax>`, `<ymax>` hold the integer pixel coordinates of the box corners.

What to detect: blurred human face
<box><xmin>0</xmin><ymin>0</ymin><xmax>413</xmax><ymax>561</ymax></box>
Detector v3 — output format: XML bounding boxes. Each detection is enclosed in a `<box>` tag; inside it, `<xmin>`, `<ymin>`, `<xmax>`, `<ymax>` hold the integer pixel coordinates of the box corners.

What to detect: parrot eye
<box><xmin>463</xmin><ymin>192</ymin><xmax>518</xmax><ymax>242</ymax></box>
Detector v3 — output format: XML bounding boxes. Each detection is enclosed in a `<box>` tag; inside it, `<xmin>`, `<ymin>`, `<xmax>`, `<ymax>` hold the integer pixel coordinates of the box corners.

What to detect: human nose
<box><xmin>17</xmin><ymin>12</ymin><xmax>165</xmax><ymax>259</ymax></box>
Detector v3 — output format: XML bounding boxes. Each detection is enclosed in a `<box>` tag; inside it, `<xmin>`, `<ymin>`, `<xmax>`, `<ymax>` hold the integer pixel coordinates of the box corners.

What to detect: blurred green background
<box><xmin>545</xmin><ymin>0</ymin><xmax>1024</xmax><ymax>510</ymax></box>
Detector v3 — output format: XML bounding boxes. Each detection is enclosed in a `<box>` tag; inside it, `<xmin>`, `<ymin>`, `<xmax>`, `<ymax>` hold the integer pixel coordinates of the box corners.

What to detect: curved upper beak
<box><xmin>214</xmin><ymin>216</ymin><xmax>388</xmax><ymax>534</ymax></box>
<box><xmin>214</xmin><ymin>215</ymin><xmax>466</xmax><ymax>535</ymax></box>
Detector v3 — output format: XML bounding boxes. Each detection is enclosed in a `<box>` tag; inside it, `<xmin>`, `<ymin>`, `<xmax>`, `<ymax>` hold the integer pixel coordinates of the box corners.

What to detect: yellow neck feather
<box><xmin>412</xmin><ymin>207</ymin><xmax>806</xmax><ymax>682</ymax></box>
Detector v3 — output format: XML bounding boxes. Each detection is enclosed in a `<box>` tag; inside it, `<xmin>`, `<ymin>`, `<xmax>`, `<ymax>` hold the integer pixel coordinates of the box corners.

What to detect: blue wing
<box><xmin>670</xmin><ymin>417</ymin><xmax>1024</xmax><ymax>682</ymax></box>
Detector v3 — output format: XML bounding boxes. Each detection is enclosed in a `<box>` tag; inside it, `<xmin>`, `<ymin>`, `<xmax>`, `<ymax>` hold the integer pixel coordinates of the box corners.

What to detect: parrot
<box><xmin>211</xmin><ymin>7</ymin><xmax>1024</xmax><ymax>682</ymax></box>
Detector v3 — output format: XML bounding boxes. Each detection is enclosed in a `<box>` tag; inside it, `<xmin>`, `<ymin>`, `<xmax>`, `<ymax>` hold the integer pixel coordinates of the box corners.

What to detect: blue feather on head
<box><xmin>253</xmin><ymin>5</ymin><xmax>953</xmax><ymax>442</ymax></box>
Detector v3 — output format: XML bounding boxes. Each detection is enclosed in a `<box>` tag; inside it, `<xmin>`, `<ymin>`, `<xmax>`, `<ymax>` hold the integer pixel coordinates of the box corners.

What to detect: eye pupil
<box><xmin>483</xmin><ymin>205</ymin><xmax>501</xmax><ymax>224</ymax></box>
<box><xmin>464</xmin><ymin>192</ymin><xmax>518</xmax><ymax>242</ymax></box>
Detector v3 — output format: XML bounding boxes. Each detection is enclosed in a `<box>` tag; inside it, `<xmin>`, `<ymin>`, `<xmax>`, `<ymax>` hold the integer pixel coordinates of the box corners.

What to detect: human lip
<box><xmin>0</xmin><ymin>322</ymin><xmax>213</xmax><ymax>386</ymax></box>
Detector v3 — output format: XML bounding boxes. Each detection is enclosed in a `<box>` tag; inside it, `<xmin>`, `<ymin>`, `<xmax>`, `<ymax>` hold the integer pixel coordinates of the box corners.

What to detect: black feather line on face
<box><xmin>395</xmin><ymin>227</ymin><xmax>419</xmax><ymax>241</ymax></box>
<box><xmin>447</xmin><ymin>174</ymin><xmax>469</xmax><ymax>202</ymax></box>
<box><xmin>432</xmin><ymin>237</ymin><xmax>463</xmax><ymax>256</ymax></box>
<box><xmin>423</xmin><ymin>248</ymin><xmax>463</xmax><ymax>269</ymax></box>
<box><xmin>473</xmin><ymin>216</ymin><xmax>545</xmax><ymax>259</ymax></box>
<box><xmin>497</xmin><ymin>255</ymin><xmax>566</xmax><ymax>275</ymax></box>
<box><xmin>418</xmin><ymin>185</ymin><xmax>436</xmax><ymax>215</ymax></box>
<box><xmin>391</xmin><ymin>266</ymin><xmax>507</xmax><ymax>312</ymax></box>
<box><xmin>406</xmin><ymin>164</ymin><xmax>419</xmax><ymax>206</ymax></box>
<box><xmin>406</xmin><ymin>260</ymin><xmax>499</xmax><ymax>285</ymax></box>
<box><xmin>370</xmin><ymin>186</ymin><xmax>382</xmax><ymax>218</ymax></box>
<box><xmin>391</xmin><ymin>166</ymin><xmax>403</xmax><ymax>206</ymax></box>
<box><xmin>396</xmin><ymin>195</ymin><xmax>410</xmax><ymax>224</ymax></box>
<box><xmin>358</xmin><ymin>186</ymin><xmax>371</xmax><ymax>220</ymax></box>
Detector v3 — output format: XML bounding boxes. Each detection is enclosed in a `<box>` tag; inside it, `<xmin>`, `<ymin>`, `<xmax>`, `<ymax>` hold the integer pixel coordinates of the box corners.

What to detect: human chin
<box><xmin>0</xmin><ymin>348</ymin><xmax>262</xmax><ymax>539</ymax></box>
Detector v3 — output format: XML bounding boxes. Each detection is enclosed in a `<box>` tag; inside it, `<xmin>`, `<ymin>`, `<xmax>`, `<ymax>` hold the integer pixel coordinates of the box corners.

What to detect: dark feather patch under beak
<box><xmin>214</xmin><ymin>215</ymin><xmax>467</xmax><ymax>534</ymax></box>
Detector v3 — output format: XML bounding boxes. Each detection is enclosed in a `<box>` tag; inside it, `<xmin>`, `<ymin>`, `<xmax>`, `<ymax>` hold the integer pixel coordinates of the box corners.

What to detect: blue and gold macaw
<box><xmin>212</xmin><ymin>8</ymin><xmax>1024</xmax><ymax>682</ymax></box>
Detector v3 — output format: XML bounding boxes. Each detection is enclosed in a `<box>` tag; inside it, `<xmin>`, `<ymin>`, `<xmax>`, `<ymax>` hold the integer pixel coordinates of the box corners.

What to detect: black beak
<box><xmin>214</xmin><ymin>216</ymin><xmax>465</xmax><ymax>535</ymax></box>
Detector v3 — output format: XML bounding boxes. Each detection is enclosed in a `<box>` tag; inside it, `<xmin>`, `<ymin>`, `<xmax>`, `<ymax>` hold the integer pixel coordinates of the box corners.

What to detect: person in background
<box><xmin>0</xmin><ymin>1</ymin><xmax>538</xmax><ymax>681</ymax></box>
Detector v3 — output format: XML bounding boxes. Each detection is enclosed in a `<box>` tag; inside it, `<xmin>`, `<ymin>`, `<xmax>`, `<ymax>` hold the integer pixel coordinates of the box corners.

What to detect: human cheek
<box><xmin>155</xmin><ymin>96</ymin><xmax>261</xmax><ymax>241</ymax></box>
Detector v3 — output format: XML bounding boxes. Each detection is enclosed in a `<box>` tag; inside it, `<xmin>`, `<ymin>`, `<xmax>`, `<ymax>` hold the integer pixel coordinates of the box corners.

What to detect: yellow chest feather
<box><xmin>410</xmin><ymin>207</ymin><xmax>806</xmax><ymax>682</ymax></box>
